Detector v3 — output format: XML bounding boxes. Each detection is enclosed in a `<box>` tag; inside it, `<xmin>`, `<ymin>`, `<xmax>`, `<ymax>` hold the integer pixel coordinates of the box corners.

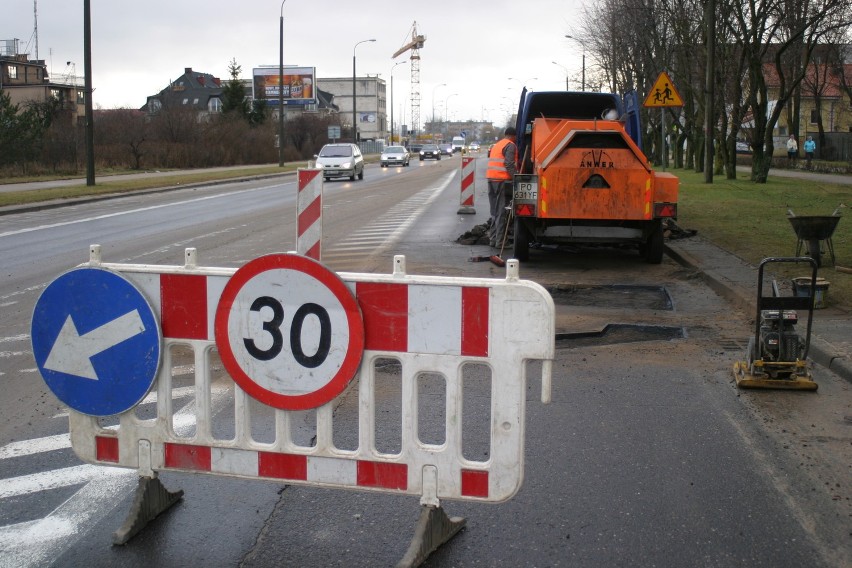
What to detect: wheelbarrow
<box><xmin>787</xmin><ymin>212</ymin><xmax>841</xmax><ymax>268</ymax></box>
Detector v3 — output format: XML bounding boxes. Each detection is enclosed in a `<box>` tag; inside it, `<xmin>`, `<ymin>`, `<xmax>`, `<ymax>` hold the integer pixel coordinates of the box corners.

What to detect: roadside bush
<box><xmin>1</xmin><ymin>100</ymin><xmax>339</xmax><ymax>178</ymax></box>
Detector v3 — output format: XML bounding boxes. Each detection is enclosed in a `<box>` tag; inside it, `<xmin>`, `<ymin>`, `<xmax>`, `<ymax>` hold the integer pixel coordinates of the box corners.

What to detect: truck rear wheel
<box><xmin>513</xmin><ymin>216</ymin><xmax>530</xmax><ymax>262</ymax></box>
<box><xmin>644</xmin><ymin>220</ymin><xmax>664</xmax><ymax>264</ymax></box>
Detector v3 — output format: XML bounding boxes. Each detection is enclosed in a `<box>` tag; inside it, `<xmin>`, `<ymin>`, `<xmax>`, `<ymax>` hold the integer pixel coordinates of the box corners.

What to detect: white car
<box><xmin>380</xmin><ymin>146</ymin><xmax>410</xmax><ymax>167</ymax></box>
<box><xmin>735</xmin><ymin>140</ymin><xmax>752</xmax><ymax>154</ymax></box>
<box><xmin>315</xmin><ymin>143</ymin><xmax>364</xmax><ymax>181</ymax></box>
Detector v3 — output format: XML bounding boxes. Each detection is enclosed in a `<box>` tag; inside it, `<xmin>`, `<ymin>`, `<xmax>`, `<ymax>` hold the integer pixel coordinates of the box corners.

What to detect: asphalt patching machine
<box><xmin>733</xmin><ymin>257</ymin><xmax>819</xmax><ymax>391</ymax></box>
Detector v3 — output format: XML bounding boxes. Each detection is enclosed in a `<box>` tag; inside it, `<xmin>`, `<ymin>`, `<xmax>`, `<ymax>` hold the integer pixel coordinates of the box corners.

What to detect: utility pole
<box><xmin>278</xmin><ymin>1</ymin><xmax>285</xmax><ymax>167</ymax></box>
<box><xmin>703</xmin><ymin>0</ymin><xmax>715</xmax><ymax>183</ymax></box>
<box><xmin>353</xmin><ymin>39</ymin><xmax>376</xmax><ymax>143</ymax></box>
<box><xmin>83</xmin><ymin>0</ymin><xmax>95</xmax><ymax>186</ymax></box>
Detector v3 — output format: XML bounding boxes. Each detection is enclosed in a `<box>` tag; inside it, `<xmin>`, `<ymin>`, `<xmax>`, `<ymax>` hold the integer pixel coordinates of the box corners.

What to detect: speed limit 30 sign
<box><xmin>214</xmin><ymin>254</ymin><xmax>364</xmax><ymax>410</ymax></box>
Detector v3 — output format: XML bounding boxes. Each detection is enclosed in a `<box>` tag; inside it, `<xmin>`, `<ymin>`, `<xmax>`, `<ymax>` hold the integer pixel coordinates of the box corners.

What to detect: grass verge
<box><xmin>676</xmin><ymin>169</ymin><xmax>850</xmax><ymax>309</ymax></box>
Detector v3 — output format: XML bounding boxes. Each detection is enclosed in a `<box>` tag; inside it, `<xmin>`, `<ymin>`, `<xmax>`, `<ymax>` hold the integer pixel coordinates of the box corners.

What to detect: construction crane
<box><xmin>392</xmin><ymin>21</ymin><xmax>426</xmax><ymax>138</ymax></box>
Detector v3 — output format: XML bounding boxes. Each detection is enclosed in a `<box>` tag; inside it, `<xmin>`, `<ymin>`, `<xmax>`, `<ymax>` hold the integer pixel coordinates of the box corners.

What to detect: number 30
<box><xmin>243</xmin><ymin>296</ymin><xmax>331</xmax><ymax>368</ymax></box>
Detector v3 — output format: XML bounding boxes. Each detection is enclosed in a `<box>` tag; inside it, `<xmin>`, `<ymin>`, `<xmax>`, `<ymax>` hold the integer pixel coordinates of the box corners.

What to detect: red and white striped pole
<box><xmin>457</xmin><ymin>156</ymin><xmax>476</xmax><ymax>215</ymax></box>
<box><xmin>297</xmin><ymin>169</ymin><xmax>323</xmax><ymax>260</ymax></box>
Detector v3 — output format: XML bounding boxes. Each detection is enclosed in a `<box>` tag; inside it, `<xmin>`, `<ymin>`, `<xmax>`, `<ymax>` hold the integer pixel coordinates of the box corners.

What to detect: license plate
<box><xmin>513</xmin><ymin>175</ymin><xmax>538</xmax><ymax>201</ymax></box>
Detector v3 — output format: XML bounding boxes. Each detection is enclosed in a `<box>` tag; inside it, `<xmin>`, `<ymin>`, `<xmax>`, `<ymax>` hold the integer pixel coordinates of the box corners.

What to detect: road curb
<box><xmin>664</xmin><ymin>243</ymin><xmax>754</xmax><ymax>314</ymax></box>
<box><xmin>665</xmin><ymin>243</ymin><xmax>852</xmax><ymax>385</ymax></box>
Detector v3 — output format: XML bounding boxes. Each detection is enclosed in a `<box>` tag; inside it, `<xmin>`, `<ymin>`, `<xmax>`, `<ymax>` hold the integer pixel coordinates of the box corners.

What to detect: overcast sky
<box><xmin>4</xmin><ymin>0</ymin><xmax>586</xmax><ymax>129</ymax></box>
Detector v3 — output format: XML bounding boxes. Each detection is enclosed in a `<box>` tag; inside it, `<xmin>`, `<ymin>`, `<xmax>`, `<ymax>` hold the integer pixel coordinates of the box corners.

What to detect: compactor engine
<box><xmin>758</xmin><ymin>310</ymin><xmax>805</xmax><ymax>363</ymax></box>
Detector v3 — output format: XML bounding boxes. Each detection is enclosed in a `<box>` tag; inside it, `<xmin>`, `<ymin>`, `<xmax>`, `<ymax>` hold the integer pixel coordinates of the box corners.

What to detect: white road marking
<box><xmin>0</xmin><ymin>351</ymin><xmax>28</xmax><ymax>358</ymax></box>
<box><xmin>0</xmin><ymin>433</ymin><xmax>70</xmax><ymax>459</ymax></box>
<box><xmin>0</xmin><ymin>381</ymin><xmax>234</xmax><ymax>566</ymax></box>
<box><xmin>323</xmin><ymin>172</ymin><xmax>454</xmax><ymax>265</ymax></box>
<box><xmin>0</xmin><ymin>464</ymin><xmax>128</xmax><ymax>499</ymax></box>
<box><xmin>0</xmin><ymin>469</ymin><xmax>136</xmax><ymax>568</ymax></box>
<box><xmin>0</xmin><ymin>183</ymin><xmax>289</xmax><ymax>239</ymax></box>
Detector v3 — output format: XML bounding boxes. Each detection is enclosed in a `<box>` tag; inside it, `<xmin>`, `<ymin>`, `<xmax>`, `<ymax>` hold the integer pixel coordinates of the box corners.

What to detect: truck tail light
<box><xmin>654</xmin><ymin>203</ymin><xmax>677</xmax><ymax>218</ymax></box>
<box><xmin>515</xmin><ymin>203</ymin><xmax>536</xmax><ymax>217</ymax></box>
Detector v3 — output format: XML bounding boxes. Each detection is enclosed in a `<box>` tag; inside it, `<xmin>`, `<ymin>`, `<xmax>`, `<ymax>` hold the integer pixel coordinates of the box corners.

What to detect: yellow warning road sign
<box><xmin>644</xmin><ymin>71</ymin><xmax>683</xmax><ymax>107</ymax></box>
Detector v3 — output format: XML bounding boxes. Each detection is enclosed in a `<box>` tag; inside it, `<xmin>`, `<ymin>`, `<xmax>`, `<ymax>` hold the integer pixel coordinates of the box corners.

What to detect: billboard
<box><xmin>253</xmin><ymin>67</ymin><xmax>316</xmax><ymax>106</ymax></box>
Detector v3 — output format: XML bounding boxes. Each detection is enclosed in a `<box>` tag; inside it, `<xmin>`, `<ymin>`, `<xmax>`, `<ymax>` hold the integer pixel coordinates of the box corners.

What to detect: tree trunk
<box><xmin>750</xmin><ymin>140</ymin><xmax>773</xmax><ymax>183</ymax></box>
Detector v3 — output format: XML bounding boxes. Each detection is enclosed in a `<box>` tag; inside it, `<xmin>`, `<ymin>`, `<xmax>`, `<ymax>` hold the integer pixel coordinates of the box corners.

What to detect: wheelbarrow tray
<box><xmin>788</xmin><ymin>215</ymin><xmax>841</xmax><ymax>240</ymax></box>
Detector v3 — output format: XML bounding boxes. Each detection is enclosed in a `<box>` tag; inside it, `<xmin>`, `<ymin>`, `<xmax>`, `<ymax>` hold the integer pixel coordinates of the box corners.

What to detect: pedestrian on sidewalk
<box><xmin>486</xmin><ymin>126</ymin><xmax>518</xmax><ymax>248</ymax></box>
<box><xmin>804</xmin><ymin>136</ymin><xmax>816</xmax><ymax>169</ymax></box>
<box><xmin>786</xmin><ymin>134</ymin><xmax>798</xmax><ymax>167</ymax></box>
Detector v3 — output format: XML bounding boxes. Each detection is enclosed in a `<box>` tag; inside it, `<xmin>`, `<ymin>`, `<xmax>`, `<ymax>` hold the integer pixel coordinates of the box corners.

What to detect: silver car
<box><xmin>315</xmin><ymin>143</ymin><xmax>365</xmax><ymax>181</ymax></box>
<box><xmin>380</xmin><ymin>146</ymin><xmax>410</xmax><ymax>167</ymax></box>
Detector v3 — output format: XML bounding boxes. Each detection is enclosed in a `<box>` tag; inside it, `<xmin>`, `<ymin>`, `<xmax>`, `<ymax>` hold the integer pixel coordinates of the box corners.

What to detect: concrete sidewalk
<box><xmin>735</xmin><ymin>165</ymin><xmax>852</xmax><ymax>186</ymax></box>
<box><xmin>665</xmin><ymin>236</ymin><xmax>852</xmax><ymax>383</ymax></box>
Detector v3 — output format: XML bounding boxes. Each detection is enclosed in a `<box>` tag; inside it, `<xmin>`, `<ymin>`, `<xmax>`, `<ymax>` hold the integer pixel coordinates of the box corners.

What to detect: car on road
<box><xmin>468</xmin><ymin>141</ymin><xmax>481</xmax><ymax>152</ymax></box>
<box><xmin>439</xmin><ymin>143</ymin><xmax>454</xmax><ymax>157</ymax></box>
<box><xmin>380</xmin><ymin>146</ymin><xmax>410</xmax><ymax>167</ymax></box>
<box><xmin>451</xmin><ymin>136</ymin><xmax>466</xmax><ymax>153</ymax></box>
<box><xmin>419</xmin><ymin>144</ymin><xmax>441</xmax><ymax>161</ymax></box>
<box><xmin>315</xmin><ymin>143</ymin><xmax>364</xmax><ymax>181</ymax></box>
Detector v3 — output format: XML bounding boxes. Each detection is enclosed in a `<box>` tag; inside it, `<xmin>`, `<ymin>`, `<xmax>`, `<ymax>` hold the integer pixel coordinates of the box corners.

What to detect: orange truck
<box><xmin>511</xmin><ymin>90</ymin><xmax>678</xmax><ymax>263</ymax></box>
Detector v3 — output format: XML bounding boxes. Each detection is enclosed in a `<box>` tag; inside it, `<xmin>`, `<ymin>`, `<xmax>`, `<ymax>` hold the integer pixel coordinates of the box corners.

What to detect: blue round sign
<box><xmin>31</xmin><ymin>267</ymin><xmax>161</xmax><ymax>416</ymax></box>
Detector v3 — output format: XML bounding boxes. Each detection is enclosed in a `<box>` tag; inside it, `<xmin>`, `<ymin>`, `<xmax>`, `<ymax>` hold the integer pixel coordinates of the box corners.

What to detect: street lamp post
<box><xmin>278</xmin><ymin>0</ymin><xmax>286</xmax><ymax>167</ymax></box>
<box><xmin>565</xmin><ymin>35</ymin><xmax>586</xmax><ymax>91</ymax></box>
<box><xmin>353</xmin><ymin>38</ymin><xmax>376</xmax><ymax>143</ymax></box>
<box><xmin>507</xmin><ymin>76</ymin><xmax>537</xmax><ymax>89</ymax></box>
<box><xmin>444</xmin><ymin>93</ymin><xmax>458</xmax><ymax>138</ymax></box>
<box><xmin>390</xmin><ymin>60</ymin><xmax>406</xmax><ymax>144</ymax></box>
<box><xmin>431</xmin><ymin>83</ymin><xmax>446</xmax><ymax>137</ymax></box>
<box><xmin>552</xmin><ymin>61</ymin><xmax>570</xmax><ymax>90</ymax></box>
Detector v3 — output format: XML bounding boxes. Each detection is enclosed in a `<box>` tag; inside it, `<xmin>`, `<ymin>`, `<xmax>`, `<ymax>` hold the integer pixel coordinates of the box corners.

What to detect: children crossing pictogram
<box><xmin>643</xmin><ymin>71</ymin><xmax>683</xmax><ymax>108</ymax></box>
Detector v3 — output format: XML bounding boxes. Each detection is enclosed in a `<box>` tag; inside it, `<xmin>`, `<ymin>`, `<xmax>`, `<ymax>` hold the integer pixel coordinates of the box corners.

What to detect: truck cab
<box><xmin>511</xmin><ymin>89</ymin><xmax>678</xmax><ymax>263</ymax></box>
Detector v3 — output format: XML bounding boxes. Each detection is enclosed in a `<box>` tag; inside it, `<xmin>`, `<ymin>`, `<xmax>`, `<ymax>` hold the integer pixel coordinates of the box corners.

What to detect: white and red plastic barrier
<box><xmin>66</xmin><ymin>248</ymin><xmax>554</xmax><ymax>506</ymax></box>
<box><xmin>297</xmin><ymin>168</ymin><xmax>323</xmax><ymax>260</ymax></box>
<box><xmin>457</xmin><ymin>157</ymin><xmax>476</xmax><ymax>214</ymax></box>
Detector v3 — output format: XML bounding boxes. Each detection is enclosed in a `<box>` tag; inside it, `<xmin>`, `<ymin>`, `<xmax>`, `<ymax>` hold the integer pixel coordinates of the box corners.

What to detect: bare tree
<box><xmin>724</xmin><ymin>0</ymin><xmax>851</xmax><ymax>181</ymax></box>
<box><xmin>94</xmin><ymin>110</ymin><xmax>148</xmax><ymax>169</ymax></box>
<box><xmin>801</xmin><ymin>50</ymin><xmax>834</xmax><ymax>152</ymax></box>
<box><xmin>576</xmin><ymin>0</ymin><xmax>850</xmax><ymax>182</ymax></box>
<box><xmin>833</xmin><ymin>41</ymin><xmax>852</xmax><ymax>106</ymax></box>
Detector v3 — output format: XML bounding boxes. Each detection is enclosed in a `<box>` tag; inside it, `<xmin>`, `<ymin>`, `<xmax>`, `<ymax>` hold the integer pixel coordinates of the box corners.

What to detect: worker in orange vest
<box><xmin>486</xmin><ymin>126</ymin><xmax>518</xmax><ymax>248</ymax></box>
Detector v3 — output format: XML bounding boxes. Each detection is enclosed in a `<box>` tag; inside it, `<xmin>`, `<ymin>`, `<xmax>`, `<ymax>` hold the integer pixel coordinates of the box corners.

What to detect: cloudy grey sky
<box><xmin>4</xmin><ymin>0</ymin><xmax>585</xmax><ymax>128</ymax></box>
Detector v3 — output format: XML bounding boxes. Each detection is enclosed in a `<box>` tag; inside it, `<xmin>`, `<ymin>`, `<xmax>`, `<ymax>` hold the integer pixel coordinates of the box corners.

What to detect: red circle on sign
<box><xmin>214</xmin><ymin>253</ymin><xmax>364</xmax><ymax>410</ymax></box>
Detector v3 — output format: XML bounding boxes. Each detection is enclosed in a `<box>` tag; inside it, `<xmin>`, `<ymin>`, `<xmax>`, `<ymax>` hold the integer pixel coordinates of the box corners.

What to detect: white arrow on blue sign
<box><xmin>31</xmin><ymin>267</ymin><xmax>162</xmax><ymax>416</ymax></box>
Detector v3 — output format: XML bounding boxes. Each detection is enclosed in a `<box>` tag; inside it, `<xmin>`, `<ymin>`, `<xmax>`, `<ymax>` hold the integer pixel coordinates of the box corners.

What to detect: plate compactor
<box><xmin>733</xmin><ymin>257</ymin><xmax>819</xmax><ymax>391</ymax></box>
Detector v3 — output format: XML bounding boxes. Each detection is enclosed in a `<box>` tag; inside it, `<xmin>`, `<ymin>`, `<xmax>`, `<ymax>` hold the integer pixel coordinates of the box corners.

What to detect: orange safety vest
<box><xmin>486</xmin><ymin>138</ymin><xmax>515</xmax><ymax>181</ymax></box>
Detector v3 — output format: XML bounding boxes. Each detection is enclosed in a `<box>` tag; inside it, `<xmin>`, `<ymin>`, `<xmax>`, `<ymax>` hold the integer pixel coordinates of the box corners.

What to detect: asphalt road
<box><xmin>1</xmin><ymin>157</ymin><xmax>849</xmax><ymax>567</ymax></box>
